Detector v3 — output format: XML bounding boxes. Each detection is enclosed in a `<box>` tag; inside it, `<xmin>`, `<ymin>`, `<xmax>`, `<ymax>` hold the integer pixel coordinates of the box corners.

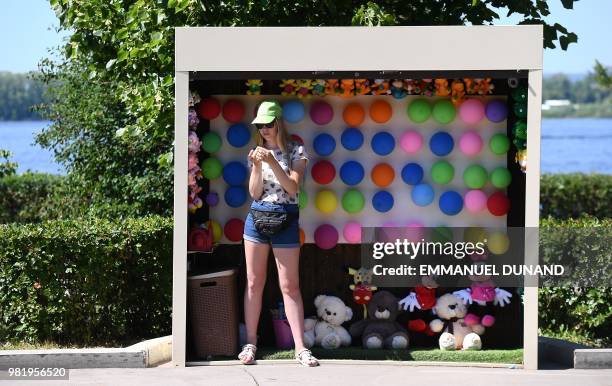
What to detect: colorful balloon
<box><xmin>458</xmin><ymin>130</ymin><xmax>483</xmax><ymax>156</ymax></box>
<box><xmin>371</xmin><ymin>163</ymin><xmax>395</xmax><ymax>188</ymax></box>
<box><xmin>198</xmin><ymin>97</ymin><xmax>221</xmax><ymax>120</ymax></box>
<box><xmin>400</xmin><ymin>130</ymin><xmax>423</xmax><ymax>154</ymax></box>
<box><xmin>339</xmin><ymin>161</ymin><xmax>365</xmax><ymax>186</ymax></box>
<box><xmin>224</xmin><ymin>218</ymin><xmax>245</xmax><ymax>242</ymax></box>
<box><xmin>283</xmin><ymin>100</ymin><xmax>305</xmax><ymax>123</ymax></box>
<box><xmin>432</xmin><ymin>99</ymin><xmax>456</xmax><ymax>124</ymax></box>
<box><xmin>487</xmin><ymin>191</ymin><xmax>510</xmax><ymax>216</ymax></box>
<box><xmin>490</xmin><ymin>167</ymin><xmax>512</xmax><ymax>189</ymax></box>
<box><xmin>429</xmin><ymin>131</ymin><xmax>454</xmax><ymax>156</ymax></box>
<box><xmin>315</xmin><ymin>190</ymin><xmax>338</xmax><ymax>213</ymax></box>
<box><xmin>227</xmin><ymin>123</ymin><xmax>251</xmax><ymax>148</ymax></box>
<box><xmin>372</xmin><ymin>190</ymin><xmax>394</xmax><ymax>213</ymax></box>
<box><xmin>401</xmin><ymin>163</ymin><xmax>424</xmax><ymax>185</ymax></box>
<box><xmin>223</xmin><ymin>161</ymin><xmax>247</xmax><ymax>185</ymax></box>
<box><xmin>458</xmin><ymin>98</ymin><xmax>485</xmax><ymax>124</ymax></box>
<box><xmin>371</xmin><ymin>131</ymin><xmax>396</xmax><ymax>156</ymax></box>
<box><xmin>463</xmin><ymin>164</ymin><xmax>488</xmax><ymax>189</ymax></box>
<box><xmin>313</xmin><ymin>133</ymin><xmax>336</xmax><ymax>156</ymax></box>
<box><xmin>311</xmin><ymin>160</ymin><xmax>336</xmax><ymax>185</ymax></box>
<box><xmin>201</xmin><ymin>131</ymin><xmax>222</xmax><ymax>153</ymax></box>
<box><xmin>411</xmin><ymin>183</ymin><xmax>435</xmax><ymax>207</ymax></box>
<box><xmin>314</xmin><ymin>224</ymin><xmax>339</xmax><ymax>249</ymax></box>
<box><xmin>225</xmin><ymin>185</ymin><xmax>247</xmax><ymax>207</ymax></box>
<box><xmin>439</xmin><ymin>191</ymin><xmax>463</xmax><ymax>216</ymax></box>
<box><xmin>369</xmin><ymin>100</ymin><xmax>393</xmax><ymax>123</ymax></box>
<box><xmin>407</xmin><ymin>99</ymin><xmax>431</xmax><ymax>123</ymax></box>
<box><xmin>222</xmin><ymin>99</ymin><xmax>245</xmax><ymax>123</ymax></box>
<box><xmin>485</xmin><ymin>100</ymin><xmax>508</xmax><ymax>122</ymax></box>
<box><xmin>343</xmin><ymin>102</ymin><xmax>365</xmax><ymax>126</ymax></box>
<box><xmin>431</xmin><ymin>160</ymin><xmax>454</xmax><ymax>185</ymax></box>
<box><xmin>343</xmin><ymin>221</ymin><xmax>362</xmax><ymax>243</ymax></box>
<box><xmin>464</xmin><ymin>190</ymin><xmax>487</xmax><ymax>213</ymax></box>
<box><xmin>342</xmin><ymin>189</ymin><xmax>365</xmax><ymax>213</ymax></box>
<box><xmin>202</xmin><ymin>157</ymin><xmax>223</xmax><ymax>180</ymax></box>
<box><xmin>341</xmin><ymin>127</ymin><xmax>364</xmax><ymax>151</ymax></box>
<box><xmin>310</xmin><ymin>100</ymin><xmax>334</xmax><ymax>125</ymax></box>
<box><xmin>489</xmin><ymin>133</ymin><xmax>511</xmax><ymax>155</ymax></box>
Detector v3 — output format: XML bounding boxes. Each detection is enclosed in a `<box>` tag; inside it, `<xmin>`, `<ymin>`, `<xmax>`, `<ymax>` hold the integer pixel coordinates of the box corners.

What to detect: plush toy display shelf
<box><xmin>174</xmin><ymin>26</ymin><xmax>543</xmax><ymax>369</ymax></box>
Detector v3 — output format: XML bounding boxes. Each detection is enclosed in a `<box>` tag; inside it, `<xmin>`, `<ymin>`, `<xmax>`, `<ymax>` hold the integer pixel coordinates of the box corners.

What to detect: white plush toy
<box><xmin>304</xmin><ymin>295</ymin><xmax>353</xmax><ymax>349</ymax></box>
<box><xmin>429</xmin><ymin>293</ymin><xmax>484</xmax><ymax>351</ymax></box>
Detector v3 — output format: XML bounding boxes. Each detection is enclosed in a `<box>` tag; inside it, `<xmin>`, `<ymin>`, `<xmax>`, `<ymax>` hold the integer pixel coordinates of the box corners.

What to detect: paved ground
<box><xmin>2</xmin><ymin>362</ymin><xmax>610</xmax><ymax>386</ymax></box>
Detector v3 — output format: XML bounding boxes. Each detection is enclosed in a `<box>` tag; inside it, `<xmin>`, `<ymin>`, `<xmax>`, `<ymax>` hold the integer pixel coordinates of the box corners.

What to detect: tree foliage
<box><xmin>38</xmin><ymin>0</ymin><xmax>579</xmax><ymax>215</ymax></box>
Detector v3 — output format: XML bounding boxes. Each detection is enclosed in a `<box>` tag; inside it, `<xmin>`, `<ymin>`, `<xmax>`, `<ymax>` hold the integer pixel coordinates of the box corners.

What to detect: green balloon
<box><xmin>490</xmin><ymin>167</ymin><xmax>512</xmax><ymax>188</ymax></box>
<box><xmin>407</xmin><ymin>99</ymin><xmax>431</xmax><ymax>123</ymax></box>
<box><xmin>298</xmin><ymin>187</ymin><xmax>308</xmax><ymax>209</ymax></box>
<box><xmin>431</xmin><ymin>160</ymin><xmax>454</xmax><ymax>185</ymax></box>
<box><xmin>432</xmin><ymin>100</ymin><xmax>456</xmax><ymax>124</ymax></box>
<box><xmin>489</xmin><ymin>133</ymin><xmax>510</xmax><ymax>155</ymax></box>
<box><xmin>430</xmin><ymin>226</ymin><xmax>453</xmax><ymax>243</ymax></box>
<box><xmin>201</xmin><ymin>157</ymin><xmax>223</xmax><ymax>180</ymax></box>
<box><xmin>342</xmin><ymin>189</ymin><xmax>365</xmax><ymax>213</ymax></box>
<box><xmin>201</xmin><ymin>132</ymin><xmax>222</xmax><ymax>153</ymax></box>
<box><xmin>463</xmin><ymin>164</ymin><xmax>488</xmax><ymax>189</ymax></box>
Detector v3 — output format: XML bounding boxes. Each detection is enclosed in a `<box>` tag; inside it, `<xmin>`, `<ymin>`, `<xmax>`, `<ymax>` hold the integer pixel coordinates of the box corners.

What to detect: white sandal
<box><xmin>238</xmin><ymin>343</ymin><xmax>257</xmax><ymax>365</ymax></box>
<box><xmin>295</xmin><ymin>348</ymin><xmax>319</xmax><ymax>367</ymax></box>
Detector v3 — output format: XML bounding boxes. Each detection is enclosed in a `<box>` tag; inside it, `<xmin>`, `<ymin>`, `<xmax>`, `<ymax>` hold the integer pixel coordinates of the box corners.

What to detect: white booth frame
<box><xmin>173</xmin><ymin>26</ymin><xmax>542</xmax><ymax>369</ymax></box>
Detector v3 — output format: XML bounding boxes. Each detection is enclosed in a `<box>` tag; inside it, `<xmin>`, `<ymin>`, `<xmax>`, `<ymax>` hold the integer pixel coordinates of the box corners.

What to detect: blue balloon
<box><xmin>283</xmin><ymin>100</ymin><xmax>305</xmax><ymax>123</ymax></box>
<box><xmin>339</xmin><ymin>161</ymin><xmax>365</xmax><ymax>186</ymax></box>
<box><xmin>225</xmin><ymin>185</ymin><xmax>247</xmax><ymax>208</ymax></box>
<box><xmin>223</xmin><ymin>161</ymin><xmax>247</xmax><ymax>185</ymax></box>
<box><xmin>429</xmin><ymin>131</ymin><xmax>454</xmax><ymax>156</ymax></box>
<box><xmin>313</xmin><ymin>133</ymin><xmax>336</xmax><ymax>156</ymax></box>
<box><xmin>401</xmin><ymin>163</ymin><xmax>424</xmax><ymax>185</ymax></box>
<box><xmin>411</xmin><ymin>183</ymin><xmax>434</xmax><ymax>207</ymax></box>
<box><xmin>371</xmin><ymin>131</ymin><xmax>395</xmax><ymax>156</ymax></box>
<box><xmin>341</xmin><ymin>127</ymin><xmax>364</xmax><ymax>151</ymax></box>
<box><xmin>372</xmin><ymin>190</ymin><xmax>394</xmax><ymax>213</ymax></box>
<box><xmin>227</xmin><ymin>123</ymin><xmax>251</xmax><ymax>148</ymax></box>
<box><xmin>439</xmin><ymin>190</ymin><xmax>463</xmax><ymax>215</ymax></box>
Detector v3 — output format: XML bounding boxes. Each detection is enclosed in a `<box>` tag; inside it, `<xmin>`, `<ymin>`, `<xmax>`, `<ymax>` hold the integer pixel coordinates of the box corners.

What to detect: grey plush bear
<box><xmin>349</xmin><ymin>291</ymin><xmax>409</xmax><ymax>349</ymax></box>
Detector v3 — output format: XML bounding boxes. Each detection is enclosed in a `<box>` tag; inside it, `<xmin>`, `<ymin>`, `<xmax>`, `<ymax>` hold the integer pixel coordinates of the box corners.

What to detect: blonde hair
<box><xmin>254</xmin><ymin>118</ymin><xmax>290</xmax><ymax>155</ymax></box>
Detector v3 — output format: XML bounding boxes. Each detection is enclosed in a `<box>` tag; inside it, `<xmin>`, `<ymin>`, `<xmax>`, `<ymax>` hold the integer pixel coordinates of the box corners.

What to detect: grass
<box><xmin>204</xmin><ymin>346</ymin><xmax>523</xmax><ymax>364</ymax></box>
<box><xmin>0</xmin><ymin>340</ymin><xmax>122</xmax><ymax>350</ymax></box>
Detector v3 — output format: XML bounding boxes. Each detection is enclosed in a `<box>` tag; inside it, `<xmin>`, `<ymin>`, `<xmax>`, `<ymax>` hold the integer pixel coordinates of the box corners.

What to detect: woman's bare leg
<box><xmin>272</xmin><ymin>246</ymin><xmax>307</xmax><ymax>350</ymax></box>
<box><xmin>243</xmin><ymin>239</ymin><xmax>270</xmax><ymax>345</ymax></box>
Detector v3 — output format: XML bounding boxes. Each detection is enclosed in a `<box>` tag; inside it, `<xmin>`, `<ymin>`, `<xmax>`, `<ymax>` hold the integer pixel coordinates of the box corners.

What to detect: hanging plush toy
<box><xmin>311</xmin><ymin>79</ymin><xmax>327</xmax><ymax>96</ymax></box>
<box><xmin>325</xmin><ymin>79</ymin><xmax>340</xmax><ymax>96</ymax></box>
<box><xmin>339</xmin><ymin>79</ymin><xmax>355</xmax><ymax>97</ymax></box>
<box><xmin>429</xmin><ymin>293</ymin><xmax>485</xmax><ymax>350</ymax></box>
<box><xmin>295</xmin><ymin>79</ymin><xmax>313</xmax><ymax>98</ymax></box>
<box><xmin>451</xmin><ymin>79</ymin><xmax>466</xmax><ymax>106</ymax></box>
<box><xmin>390</xmin><ymin>79</ymin><xmax>408</xmax><ymax>99</ymax></box>
<box><xmin>279</xmin><ymin>79</ymin><xmax>298</xmax><ymax>96</ymax></box>
<box><xmin>463</xmin><ymin>78</ymin><xmax>477</xmax><ymax>94</ymax></box>
<box><xmin>370</xmin><ymin>79</ymin><xmax>390</xmax><ymax>95</ymax></box>
<box><xmin>188</xmin><ymin>108</ymin><xmax>200</xmax><ymax>129</ymax></box>
<box><xmin>189</xmin><ymin>90</ymin><xmax>201</xmax><ymax>107</ymax></box>
<box><xmin>348</xmin><ymin>266</ymin><xmax>378</xmax><ymax>319</ymax></box>
<box><xmin>434</xmin><ymin>79</ymin><xmax>451</xmax><ymax>97</ymax></box>
<box><xmin>354</xmin><ymin>79</ymin><xmax>371</xmax><ymax>95</ymax></box>
<box><xmin>475</xmin><ymin>78</ymin><xmax>494</xmax><ymax>95</ymax></box>
<box><xmin>245</xmin><ymin>79</ymin><xmax>263</xmax><ymax>95</ymax></box>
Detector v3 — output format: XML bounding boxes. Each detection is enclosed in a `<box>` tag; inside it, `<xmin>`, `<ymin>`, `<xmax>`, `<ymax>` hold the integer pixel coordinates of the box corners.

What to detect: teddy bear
<box><xmin>434</xmin><ymin>78</ymin><xmax>451</xmax><ymax>96</ymax></box>
<box><xmin>349</xmin><ymin>291</ymin><xmax>409</xmax><ymax>349</ymax></box>
<box><xmin>245</xmin><ymin>79</ymin><xmax>263</xmax><ymax>95</ymax></box>
<box><xmin>295</xmin><ymin>79</ymin><xmax>313</xmax><ymax>98</ymax></box>
<box><xmin>370</xmin><ymin>79</ymin><xmax>390</xmax><ymax>95</ymax></box>
<box><xmin>429</xmin><ymin>293</ymin><xmax>484</xmax><ymax>351</ymax></box>
<box><xmin>303</xmin><ymin>295</ymin><xmax>353</xmax><ymax>349</ymax></box>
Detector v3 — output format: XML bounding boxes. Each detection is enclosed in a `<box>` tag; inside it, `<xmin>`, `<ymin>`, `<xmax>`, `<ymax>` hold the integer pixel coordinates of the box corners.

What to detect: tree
<box><xmin>593</xmin><ymin>60</ymin><xmax>612</xmax><ymax>90</ymax></box>
<box><xmin>37</xmin><ymin>0</ymin><xmax>579</xmax><ymax>216</ymax></box>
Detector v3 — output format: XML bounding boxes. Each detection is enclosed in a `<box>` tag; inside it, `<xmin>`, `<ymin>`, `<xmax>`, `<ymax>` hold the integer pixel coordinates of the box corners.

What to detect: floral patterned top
<box><xmin>247</xmin><ymin>141</ymin><xmax>309</xmax><ymax>204</ymax></box>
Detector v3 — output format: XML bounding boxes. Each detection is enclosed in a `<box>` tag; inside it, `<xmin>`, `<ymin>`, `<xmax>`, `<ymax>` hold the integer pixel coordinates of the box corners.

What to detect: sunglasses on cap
<box><xmin>256</xmin><ymin>120</ymin><xmax>276</xmax><ymax>130</ymax></box>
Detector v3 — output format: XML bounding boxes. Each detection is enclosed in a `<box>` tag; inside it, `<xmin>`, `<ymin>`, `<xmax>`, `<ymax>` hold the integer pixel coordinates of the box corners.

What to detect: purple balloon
<box><xmin>485</xmin><ymin>100</ymin><xmax>508</xmax><ymax>122</ymax></box>
<box><xmin>206</xmin><ymin>192</ymin><xmax>219</xmax><ymax>206</ymax></box>
<box><xmin>310</xmin><ymin>101</ymin><xmax>334</xmax><ymax>125</ymax></box>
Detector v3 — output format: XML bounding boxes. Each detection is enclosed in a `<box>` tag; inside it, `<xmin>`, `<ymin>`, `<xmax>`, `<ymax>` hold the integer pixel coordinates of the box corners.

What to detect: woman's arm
<box><xmin>268</xmin><ymin>158</ymin><xmax>306</xmax><ymax>197</ymax></box>
<box><xmin>248</xmin><ymin>149</ymin><xmax>264</xmax><ymax>200</ymax></box>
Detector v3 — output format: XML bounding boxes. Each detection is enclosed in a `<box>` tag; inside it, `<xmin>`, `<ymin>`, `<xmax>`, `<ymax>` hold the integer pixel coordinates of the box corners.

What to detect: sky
<box><xmin>0</xmin><ymin>0</ymin><xmax>611</xmax><ymax>75</ymax></box>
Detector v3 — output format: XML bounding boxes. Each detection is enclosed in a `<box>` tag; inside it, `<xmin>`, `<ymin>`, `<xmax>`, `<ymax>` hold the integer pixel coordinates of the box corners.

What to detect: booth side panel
<box><xmin>173</xmin><ymin>71</ymin><xmax>189</xmax><ymax>367</ymax></box>
<box><xmin>523</xmin><ymin>69</ymin><xmax>543</xmax><ymax>370</ymax></box>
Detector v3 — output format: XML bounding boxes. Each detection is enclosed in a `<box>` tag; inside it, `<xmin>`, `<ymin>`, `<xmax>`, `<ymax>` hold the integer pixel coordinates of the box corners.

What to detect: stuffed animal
<box><xmin>349</xmin><ymin>291</ymin><xmax>409</xmax><ymax>349</ymax></box>
<box><xmin>279</xmin><ymin>79</ymin><xmax>298</xmax><ymax>96</ymax></box>
<box><xmin>404</xmin><ymin>79</ymin><xmax>416</xmax><ymax>95</ymax></box>
<box><xmin>296</xmin><ymin>79</ymin><xmax>313</xmax><ymax>98</ymax></box>
<box><xmin>339</xmin><ymin>79</ymin><xmax>355</xmax><ymax>97</ymax></box>
<box><xmin>434</xmin><ymin>79</ymin><xmax>451</xmax><ymax>97</ymax></box>
<box><xmin>354</xmin><ymin>79</ymin><xmax>371</xmax><ymax>95</ymax></box>
<box><xmin>188</xmin><ymin>108</ymin><xmax>200</xmax><ymax>128</ymax></box>
<box><xmin>370</xmin><ymin>79</ymin><xmax>390</xmax><ymax>95</ymax></box>
<box><xmin>312</xmin><ymin>79</ymin><xmax>327</xmax><ymax>96</ymax></box>
<box><xmin>399</xmin><ymin>275</ymin><xmax>438</xmax><ymax>336</ymax></box>
<box><xmin>348</xmin><ymin>267</ymin><xmax>378</xmax><ymax>318</ymax></box>
<box><xmin>429</xmin><ymin>293</ymin><xmax>484</xmax><ymax>350</ymax></box>
<box><xmin>188</xmin><ymin>90</ymin><xmax>201</xmax><ymax>107</ymax></box>
<box><xmin>475</xmin><ymin>78</ymin><xmax>494</xmax><ymax>95</ymax></box>
<box><xmin>245</xmin><ymin>79</ymin><xmax>263</xmax><ymax>95</ymax></box>
<box><xmin>325</xmin><ymin>79</ymin><xmax>340</xmax><ymax>96</ymax></box>
<box><xmin>390</xmin><ymin>79</ymin><xmax>408</xmax><ymax>99</ymax></box>
<box><xmin>451</xmin><ymin>79</ymin><xmax>466</xmax><ymax>106</ymax></box>
<box><xmin>303</xmin><ymin>295</ymin><xmax>353</xmax><ymax>349</ymax></box>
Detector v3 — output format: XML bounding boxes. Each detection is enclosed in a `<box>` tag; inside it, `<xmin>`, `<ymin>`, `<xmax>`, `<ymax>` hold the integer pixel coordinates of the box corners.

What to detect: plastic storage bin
<box><xmin>188</xmin><ymin>269</ymin><xmax>238</xmax><ymax>357</ymax></box>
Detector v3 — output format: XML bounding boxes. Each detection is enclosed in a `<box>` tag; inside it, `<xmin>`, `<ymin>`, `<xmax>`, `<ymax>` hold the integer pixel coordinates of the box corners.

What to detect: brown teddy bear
<box><xmin>349</xmin><ymin>291</ymin><xmax>409</xmax><ymax>349</ymax></box>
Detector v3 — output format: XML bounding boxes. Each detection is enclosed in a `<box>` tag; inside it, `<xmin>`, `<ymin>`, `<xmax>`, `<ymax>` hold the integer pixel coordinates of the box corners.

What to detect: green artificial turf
<box><xmin>204</xmin><ymin>346</ymin><xmax>524</xmax><ymax>364</ymax></box>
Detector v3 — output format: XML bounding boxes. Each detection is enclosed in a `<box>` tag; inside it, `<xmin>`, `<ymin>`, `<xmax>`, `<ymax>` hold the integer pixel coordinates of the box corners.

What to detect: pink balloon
<box><xmin>464</xmin><ymin>190</ymin><xmax>488</xmax><ymax>213</ymax></box>
<box><xmin>405</xmin><ymin>221</ymin><xmax>425</xmax><ymax>242</ymax></box>
<box><xmin>310</xmin><ymin>101</ymin><xmax>334</xmax><ymax>125</ymax></box>
<box><xmin>314</xmin><ymin>224</ymin><xmax>338</xmax><ymax>249</ymax></box>
<box><xmin>459</xmin><ymin>130</ymin><xmax>483</xmax><ymax>156</ymax></box>
<box><xmin>459</xmin><ymin>99</ymin><xmax>485</xmax><ymax>124</ymax></box>
<box><xmin>343</xmin><ymin>221</ymin><xmax>362</xmax><ymax>243</ymax></box>
<box><xmin>400</xmin><ymin>130</ymin><xmax>423</xmax><ymax>154</ymax></box>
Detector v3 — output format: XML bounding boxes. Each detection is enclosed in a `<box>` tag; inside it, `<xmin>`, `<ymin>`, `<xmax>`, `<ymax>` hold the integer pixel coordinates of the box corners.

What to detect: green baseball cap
<box><xmin>252</xmin><ymin>100</ymin><xmax>283</xmax><ymax>124</ymax></box>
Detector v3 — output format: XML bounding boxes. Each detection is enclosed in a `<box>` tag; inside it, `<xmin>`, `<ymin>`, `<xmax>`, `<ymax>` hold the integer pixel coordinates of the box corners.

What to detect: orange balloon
<box><xmin>371</xmin><ymin>163</ymin><xmax>395</xmax><ymax>187</ymax></box>
<box><xmin>369</xmin><ymin>100</ymin><xmax>392</xmax><ymax>123</ymax></box>
<box><xmin>343</xmin><ymin>103</ymin><xmax>365</xmax><ymax>127</ymax></box>
<box><xmin>299</xmin><ymin>228</ymin><xmax>305</xmax><ymax>245</ymax></box>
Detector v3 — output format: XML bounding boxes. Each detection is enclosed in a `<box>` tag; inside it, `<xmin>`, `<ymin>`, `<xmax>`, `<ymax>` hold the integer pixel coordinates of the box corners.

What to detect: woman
<box><xmin>238</xmin><ymin>100</ymin><xmax>319</xmax><ymax>367</ymax></box>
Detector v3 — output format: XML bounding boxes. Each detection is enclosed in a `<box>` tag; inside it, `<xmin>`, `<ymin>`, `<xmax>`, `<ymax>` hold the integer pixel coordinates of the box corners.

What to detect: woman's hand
<box><xmin>248</xmin><ymin>148</ymin><xmax>261</xmax><ymax>167</ymax></box>
<box><xmin>253</xmin><ymin>147</ymin><xmax>276</xmax><ymax>164</ymax></box>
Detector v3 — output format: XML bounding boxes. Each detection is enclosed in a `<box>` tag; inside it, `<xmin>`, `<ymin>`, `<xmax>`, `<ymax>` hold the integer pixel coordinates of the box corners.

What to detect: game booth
<box><xmin>173</xmin><ymin>26</ymin><xmax>543</xmax><ymax>369</ymax></box>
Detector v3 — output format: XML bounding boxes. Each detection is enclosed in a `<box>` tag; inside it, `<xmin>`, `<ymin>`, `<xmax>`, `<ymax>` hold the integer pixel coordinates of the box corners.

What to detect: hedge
<box><xmin>540</xmin><ymin>173</ymin><xmax>612</xmax><ymax>219</ymax></box>
<box><xmin>0</xmin><ymin>173</ymin><xmax>65</xmax><ymax>224</ymax></box>
<box><xmin>0</xmin><ymin>216</ymin><xmax>172</xmax><ymax>346</ymax></box>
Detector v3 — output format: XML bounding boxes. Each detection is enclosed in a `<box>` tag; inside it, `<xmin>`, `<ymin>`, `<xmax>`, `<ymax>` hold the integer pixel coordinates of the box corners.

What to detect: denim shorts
<box><xmin>243</xmin><ymin>200</ymin><xmax>300</xmax><ymax>248</ymax></box>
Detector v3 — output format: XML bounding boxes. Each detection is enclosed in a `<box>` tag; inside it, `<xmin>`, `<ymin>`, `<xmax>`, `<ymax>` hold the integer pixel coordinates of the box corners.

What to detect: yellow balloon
<box><xmin>315</xmin><ymin>190</ymin><xmax>338</xmax><ymax>214</ymax></box>
<box><xmin>206</xmin><ymin>220</ymin><xmax>223</xmax><ymax>242</ymax></box>
<box><xmin>487</xmin><ymin>231</ymin><xmax>510</xmax><ymax>255</ymax></box>
<box><xmin>463</xmin><ymin>226</ymin><xmax>486</xmax><ymax>244</ymax></box>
